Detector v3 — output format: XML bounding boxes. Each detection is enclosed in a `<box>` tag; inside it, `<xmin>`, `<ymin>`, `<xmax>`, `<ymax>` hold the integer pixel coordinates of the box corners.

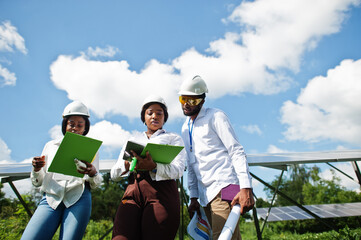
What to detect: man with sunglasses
<box><xmin>179</xmin><ymin>75</ymin><xmax>254</xmax><ymax>240</ymax></box>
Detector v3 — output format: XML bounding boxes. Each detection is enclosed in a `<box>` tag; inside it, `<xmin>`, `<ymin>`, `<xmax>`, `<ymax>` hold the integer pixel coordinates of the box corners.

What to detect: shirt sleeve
<box><xmin>84</xmin><ymin>153</ymin><xmax>102</xmax><ymax>188</ymax></box>
<box><xmin>30</xmin><ymin>142</ymin><xmax>50</xmax><ymax>187</ymax></box>
<box><xmin>187</xmin><ymin>158</ymin><xmax>199</xmax><ymax>199</ymax></box>
<box><xmin>152</xmin><ymin>134</ymin><xmax>186</xmax><ymax>181</ymax></box>
<box><xmin>182</xmin><ymin>123</ymin><xmax>199</xmax><ymax>199</ymax></box>
<box><xmin>110</xmin><ymin>145</ymin><xmax>129</xmax><ymax>182</ymax></box>
<box><xmin>31</xmin><ymin>168</ymin><xmax>45</xmax><ymax>187</ymax></box>
<box><xmin>212</xmin><ymin>111</ymin><xmax>252</xmax><ymax>189</ymax></box>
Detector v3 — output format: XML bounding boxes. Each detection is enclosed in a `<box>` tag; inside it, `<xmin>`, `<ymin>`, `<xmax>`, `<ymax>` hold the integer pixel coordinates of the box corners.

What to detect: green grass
<box><xmin>1</xmin><ymin>218</ymin><xmax>361</xmax><ymax>240</ymax></box>
<box><xmin>240</xmin><ymin>222</ymin><xmax>361</xmax><ymax>240</ymax></box>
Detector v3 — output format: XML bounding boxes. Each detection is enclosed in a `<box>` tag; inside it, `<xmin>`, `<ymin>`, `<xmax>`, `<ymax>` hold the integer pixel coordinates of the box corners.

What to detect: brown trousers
<box><xmin>204</xmin><ymin>192</ymin><xmax>241</xmax><ymax>240</ymax></box>
<box><xmin>112</xmin><ymin>172</ymin><xmax>180</xmax><ymax>240</ymax></box>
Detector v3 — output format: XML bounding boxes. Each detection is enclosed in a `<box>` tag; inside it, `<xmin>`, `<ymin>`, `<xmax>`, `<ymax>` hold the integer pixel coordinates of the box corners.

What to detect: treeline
<box><xmin>1</xmin><ymin>165</ymin><xmax>361</xmax><ymax>238</ymax></box>
<box><xmin>0</xmin><ymin>173</ymin><xmax>191</xmax><ymax>239</ymax></box>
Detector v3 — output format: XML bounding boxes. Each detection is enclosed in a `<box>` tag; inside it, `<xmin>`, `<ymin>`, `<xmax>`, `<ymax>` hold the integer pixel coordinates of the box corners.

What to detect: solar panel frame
<box><xmin>248</xmin><ymin>150</ymin><xmax>361</xmax><ymax>167</ymax></box>
<box><xmin>257</xmin><ymin>202</ymin><xmax>361</xmax><ymax>222</ymax></box>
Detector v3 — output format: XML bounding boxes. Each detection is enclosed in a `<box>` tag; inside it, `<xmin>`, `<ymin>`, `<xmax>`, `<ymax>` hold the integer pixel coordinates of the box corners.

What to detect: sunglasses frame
<box><xmin>179</xmin><ymin>96</ymin><xmax>203</xmax><ymax>106</ymax></box>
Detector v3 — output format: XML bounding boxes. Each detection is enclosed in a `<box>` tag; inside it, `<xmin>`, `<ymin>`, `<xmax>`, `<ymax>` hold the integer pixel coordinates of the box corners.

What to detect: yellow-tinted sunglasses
<box><xmin>179</xmin><ymin>96</ymin><xmax>203</xmax><ymax>106</ymax></box>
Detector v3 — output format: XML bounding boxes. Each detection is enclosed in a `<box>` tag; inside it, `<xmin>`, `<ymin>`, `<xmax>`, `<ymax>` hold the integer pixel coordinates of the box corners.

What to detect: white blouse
<box><xmin>31</xmin><ymin>137</ymin><xmax>102</xmax><ymax>210</ymax></box>
<box><xmin>111</xmin><ymin>129</ymin><xmax>186</xmax><ymax>182</ymax></box>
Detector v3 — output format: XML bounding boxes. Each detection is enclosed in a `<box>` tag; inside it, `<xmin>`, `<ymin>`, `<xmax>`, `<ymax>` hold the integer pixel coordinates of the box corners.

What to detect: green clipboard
<box><xmin>48</xmin><ymin>132</ymin><xmax>103</xmax><ymax>178</ymax></box>
<box><xmin>123</xmin><ymin>141</ymin><xmax>184</xmax><ymax>164</ymax></box>
<box><xmin>141</xmin><ymin>143</ymin><xmax>184</xmax><ymax>164</ymax></box>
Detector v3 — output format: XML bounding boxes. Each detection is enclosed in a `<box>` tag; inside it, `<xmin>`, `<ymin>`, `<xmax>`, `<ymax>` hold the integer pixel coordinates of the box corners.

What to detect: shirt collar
<box><xmin>197</xmin><ymin>106</ymin><xmax>207</xmax><ymax>119</ymax></box>
<box><xmin>143</xmin><ymin>128</ymin><xmax>166</xmax><ymax>138</ymax></box>
<box><xmin>187</xmin><ymin>106</ymin><xmax>207</xmax><ymax>122</ymax></box>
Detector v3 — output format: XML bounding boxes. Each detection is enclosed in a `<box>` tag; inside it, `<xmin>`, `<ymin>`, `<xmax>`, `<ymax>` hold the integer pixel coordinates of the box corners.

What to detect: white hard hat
<box><xmin>178</xmin><ymin>75</ymin><xmax>208</xmax><ymax>95</ymax></box>
<box><xmin>142</xmin><ymin>95</ymin><xmax>167</xmax><ymax>109</ymax></box>
<box><xmin>141</xmin><ymin>95</ymin><xmax>168</xmax><ymax>123</ymax></box>
<box><xmin>62</xmin><ymin>101</ymin><xmax>90</xmax><ymax>118</ymax></box>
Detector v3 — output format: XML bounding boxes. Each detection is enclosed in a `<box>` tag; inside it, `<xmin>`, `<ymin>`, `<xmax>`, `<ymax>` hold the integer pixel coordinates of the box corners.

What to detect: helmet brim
<box><xmin>178</xmin><ymin>90</ymin><xmax>205</xmax><ymax>96</ymax></box>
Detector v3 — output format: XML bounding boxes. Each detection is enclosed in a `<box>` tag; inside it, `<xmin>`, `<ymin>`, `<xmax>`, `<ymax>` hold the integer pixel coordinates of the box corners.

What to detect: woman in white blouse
<box><xmin>111</xmin><ymin>95</ymin><xmax>186</xmax><ymax>240</ymax></box>
<box><xmin>21</xmin><ymin>101</ymin><xmax>102</xmax><ymax>240</ymax></box>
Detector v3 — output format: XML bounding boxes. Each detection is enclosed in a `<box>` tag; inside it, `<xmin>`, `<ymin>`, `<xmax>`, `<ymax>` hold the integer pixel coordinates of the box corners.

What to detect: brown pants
<box><xmin>112</xmin><ymin>172</ymin><xmax>180</xmax><ymax>240</ymax></box>
<box><xmin>204</xmin><ymin>192</ymin><xmax>241</xmax><ymax>240</ymax></box>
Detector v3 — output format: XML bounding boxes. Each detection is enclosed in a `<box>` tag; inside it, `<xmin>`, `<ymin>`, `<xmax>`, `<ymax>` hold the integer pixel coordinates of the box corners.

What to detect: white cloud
<box><xmin>228</xmin><ymin>0</ymin><xmax>359</xmax><ymax>72</ymax></box>
<box><xmin>88</xmin><ymin>120</ymin><xmax>135</xmax><ymax>148</ymax></box>
<box><xmin>0</xmin><ymin>64</ymin><xmax>16</xmax><ymax>87</ymax></box>
<box><xmin>241</xmin><ymin>124</ymin><xmax>262</xmax><ymax>135</ymax></box>
<box><xmin>0</xmin><ymin>137</ymin><xmax>12</xmax><ymax>162</ymax></box>
<box><xmin>0</xmin><ymin>20</ymin><xmax>27</xmax><ymax>54</ymax></box>
<box><xmin>172</xmin><ymin>35</ymin><xmax>292</xmax><ymax>98</ymax></box>
<box><xmin>281</xmin><ymin>59</ymin><xmax>361</xmax><ymax>146</ymax></box>
<box><xmin>50</xmin><ymin>55</ymin><xmax>183</xmax><ymax>119</ymax></box>
<box><xmin>336</xmin><ymin>145</ymin><xmax>348</xmax><ymax>151</ymax></box>
<box><xmin>267</xmin><ymin>145</ymin><xmax>289</xmax><ymax>153</ymax></box>
<box><xmin>81</xmin><ymin>46</ymin><xmax>120</xmax><ymax>58</ymax></box>
<box><xmin>0</xmin><ymin>20</ymin><xmax>27</xmax><ymax>87</ymax></box>
<box><xmin>20</xmin><ymin>157</ymin><xmax>33</xmax><ymax>164</ymax></box>
<box><xmin>49</xmin><ymin>0</ymin><xmax>358</xmax><ymax>120</ymax></box>
<box><xmin>49</xmin><ymin>125</ymin><xmax>63</xmax><ymax>140</ymax></box>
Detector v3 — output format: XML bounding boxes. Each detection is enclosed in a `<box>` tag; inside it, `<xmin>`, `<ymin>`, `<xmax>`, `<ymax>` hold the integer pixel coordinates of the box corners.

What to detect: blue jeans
<box><xmin>21</xmin><ymin>187</ymin><xmax>91</xmax><ymax>240</ymax></box>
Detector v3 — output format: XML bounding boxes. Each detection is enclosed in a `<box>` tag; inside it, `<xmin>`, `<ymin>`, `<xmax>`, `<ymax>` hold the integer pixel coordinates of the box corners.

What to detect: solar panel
<box><xmin>0</xmin><ymin>159</ymin><xmax>117</xmax><ymax>178</ymax></box>
<box><xmin>248</xmin><ymin>150</ymin><xmax>361</xmax><ymax>168</ymax></box>
<box><xmin>0</xmin><ymin>163</ymin><xmax>31</xmax><ymax>177</ymax></box>
<box><xmin>257</xmin><ymin>202</ymin><xmax>361</xmax><ymax>221</ymax></box>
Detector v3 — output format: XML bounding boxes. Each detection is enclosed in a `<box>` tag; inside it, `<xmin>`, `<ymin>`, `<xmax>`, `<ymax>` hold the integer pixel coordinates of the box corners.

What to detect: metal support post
<box><xmin>252</xmin><ymin>207</ymin><xmax>262</xmax><ymax>240</ymax></box>
<box><xmin>351</xmin><ymin>161</ymin><xmax>361</xmax><ymax>186</ymax></box>
<box><xmin>260</xmin><ymin>169</ymin><xmax>284</xmax><ymax>234</ymax></box>
<box><xmin>179</xmin><ymin>177</ymin><xmax>184</xmax><ymax>240</ymax></box>
<box><xmin>326</xmin><ymin>162</ymin><xmax>356</xmax><ymax>183</ymax></box>
<box><xmin>7</xmin><ymin>178</ymin><xmax>33</xmax><ymax>217</ymax></box>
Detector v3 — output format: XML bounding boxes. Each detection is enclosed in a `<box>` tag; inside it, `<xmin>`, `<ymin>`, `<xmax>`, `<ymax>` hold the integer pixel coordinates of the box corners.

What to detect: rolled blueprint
<box><xmin>218</xmin><ymin>204</ymin><xmax>241</xmax><ymax>240</ymax></box>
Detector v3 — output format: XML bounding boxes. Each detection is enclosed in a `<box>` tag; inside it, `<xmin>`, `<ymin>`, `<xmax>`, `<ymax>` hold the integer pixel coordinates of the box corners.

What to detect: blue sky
<box><xmin>1</xmin><ymin>0</ymin><xmax>361</xmax><ymax>199</ymax></box>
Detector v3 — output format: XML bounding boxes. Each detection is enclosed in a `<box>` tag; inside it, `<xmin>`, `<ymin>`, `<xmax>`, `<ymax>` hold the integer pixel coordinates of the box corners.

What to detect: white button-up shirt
<box><xmin>111</xmin><ymin>129</ymin><xmax>186</xmax><ymax>181</ymax></box>
<box><xmin>31</xmin><ymin>138</ymin><xmax>102</xmax><ymax>210</ymax></box>
<box><xmin>181</xmin><ymin>107</ymin><xmax>252</xmax><ymax>206</ymax></box>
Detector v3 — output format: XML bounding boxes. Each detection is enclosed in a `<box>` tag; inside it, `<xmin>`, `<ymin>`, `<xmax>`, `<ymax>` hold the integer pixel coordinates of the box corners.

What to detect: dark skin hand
<box><xmin>188</xmin><ymin>198</ymin><xmax>201</xmax><ymax>219</ymax></box>
<box><xmin>77</xmin><ymin>160</ymin><xmax>98</xmax><ymax>177</ymax></box>
<box><xmin>231</xmin><ymin>188</ymin><xmax>255</xmax><ymax>214</ymax></box>
<box><xmin>122</xmin><ymin>160</ymin><xmax>131</xmax><ymax>175</ymax></box>
<box><xmin>130</xmin><ymin>150</ymin><xmax>157</xmax><ymax>171</ymax></box>
<box><xmin>32</xmin><ymin>155</ymin><xmax>97</xmax><ymax>177</ymax></box>
<box><xmin>32</xmin><ymin>156</ymin><xmax>46</xmax><ymax>172</ymax></box>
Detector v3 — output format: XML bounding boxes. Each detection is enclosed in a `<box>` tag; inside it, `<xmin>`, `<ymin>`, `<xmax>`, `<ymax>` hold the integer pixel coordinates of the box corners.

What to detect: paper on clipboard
<box><xmin>122</xmin><ymin>141</ymin><xmax>184</xmax><ymax>164</ymax></box>
<box><xmin>48</xmin><ymin>132</ymin><xmax>102</xmax><ymax>178</ymax></box>
<box><xmin>122</xmin><ymin>141</ymin><xmax>145</xmax><ymax>160</ymax></box>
